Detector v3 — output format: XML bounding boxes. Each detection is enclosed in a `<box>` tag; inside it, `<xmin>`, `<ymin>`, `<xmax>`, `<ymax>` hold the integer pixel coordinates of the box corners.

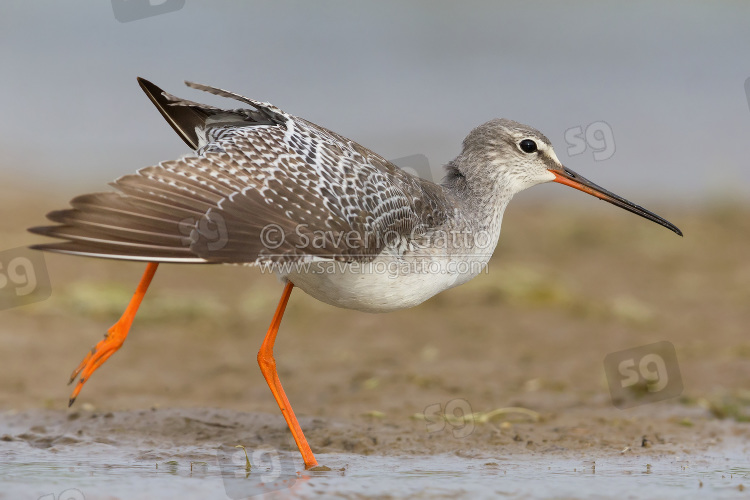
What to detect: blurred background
<box><xmin>1</xmin><ymin>0</ymin><xmax>749</xmax><ymax>461</ymax></box>
<box><xmin>2</xmin><ymin>1</ymin><xmax>750</xmax><ymax>199</ymax></box>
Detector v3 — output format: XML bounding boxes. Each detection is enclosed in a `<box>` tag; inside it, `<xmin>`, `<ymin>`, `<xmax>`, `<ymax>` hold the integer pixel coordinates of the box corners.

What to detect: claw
<box><xmin>69</xmin><ymin>346</ymin><xmax>97</xmax><ymax>385</ymax></box>
<box><xmin>67</xmin><ymin>324</ymin><xmax>127</xmax><ymax>405</ymax></box>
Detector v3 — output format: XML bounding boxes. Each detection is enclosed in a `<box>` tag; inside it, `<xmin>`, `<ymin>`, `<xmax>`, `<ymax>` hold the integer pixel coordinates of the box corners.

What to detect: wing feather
<box><xmin>29</xmin><ymin>80</ymin><xmax>453</xmax><ymax>264</ymax></box>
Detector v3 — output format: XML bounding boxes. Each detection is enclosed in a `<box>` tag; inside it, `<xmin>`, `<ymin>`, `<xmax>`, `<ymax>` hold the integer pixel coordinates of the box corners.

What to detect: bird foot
<box><xmin>67</xmin><ymin>321</ymin><xmax>128</xmax><ymax>406</ymax></box>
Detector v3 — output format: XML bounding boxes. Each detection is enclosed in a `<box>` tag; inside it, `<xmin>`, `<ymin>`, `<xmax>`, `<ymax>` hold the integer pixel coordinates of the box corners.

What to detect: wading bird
<box><xmin>30</xmin><ymin>79</ymin><xmax>681</xmax><ymax>469</ymax></box>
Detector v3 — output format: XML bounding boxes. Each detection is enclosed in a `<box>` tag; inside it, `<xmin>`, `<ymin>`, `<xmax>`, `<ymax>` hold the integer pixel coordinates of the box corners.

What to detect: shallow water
<box><xmin>2</xmin><ymin>441</ymin><xmax>748</xmax><ymax>500</ymax></box>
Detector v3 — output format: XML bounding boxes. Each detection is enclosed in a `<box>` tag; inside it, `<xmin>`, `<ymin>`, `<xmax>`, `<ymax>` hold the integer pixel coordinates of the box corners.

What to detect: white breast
<box><xmin>281</xmin><ymin>244</ymin><xmax>497</xmax><ymax>313</ymax></box>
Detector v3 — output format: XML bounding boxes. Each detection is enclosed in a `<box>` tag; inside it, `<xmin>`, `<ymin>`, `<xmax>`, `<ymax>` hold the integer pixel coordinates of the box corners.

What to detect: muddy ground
<box><xmin>1</xmin><ymin>183</ymin><xmax>750</xmax><ymax>484</ymax></box>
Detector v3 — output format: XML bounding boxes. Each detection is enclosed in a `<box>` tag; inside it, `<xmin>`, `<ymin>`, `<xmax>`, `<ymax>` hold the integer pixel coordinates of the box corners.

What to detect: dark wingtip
<box><xmin>137</xmin><ymin>76</ymin><xmax>153</xmax><ymax>89</ymax></box>
<box><xmin>137</xmin><ymin>77</ymin><xmax>163</xmax><ymax>101</ymax></box>
<box><xmin>138</xmin><ymin>77</ymin><xmax>203</xmax><ymax>150</ymax></box>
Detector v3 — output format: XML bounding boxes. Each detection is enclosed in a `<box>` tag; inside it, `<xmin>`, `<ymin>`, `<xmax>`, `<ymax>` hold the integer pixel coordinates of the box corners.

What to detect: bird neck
<box><xmin>442</xmin><ymin>158</ymin><xmax>514</xmax><ymax>235</ymax></box>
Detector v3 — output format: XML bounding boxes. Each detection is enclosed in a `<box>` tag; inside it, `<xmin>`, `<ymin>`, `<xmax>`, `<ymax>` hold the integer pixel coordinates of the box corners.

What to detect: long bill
<box><xmin>549</xmin><ymin>166</ymin><xmax>683</xmax><ymax>237</ymax></box>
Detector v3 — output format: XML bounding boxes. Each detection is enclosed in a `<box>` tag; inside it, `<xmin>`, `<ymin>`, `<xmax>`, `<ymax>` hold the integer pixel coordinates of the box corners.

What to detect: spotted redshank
<box><xmin>29</xmin><ymin>78</ymin><xmax>682</xmax><ymax>469</ymax></box>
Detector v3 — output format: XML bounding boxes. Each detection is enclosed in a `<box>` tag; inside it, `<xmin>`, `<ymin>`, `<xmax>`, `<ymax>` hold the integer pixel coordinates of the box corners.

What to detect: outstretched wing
<box><xmin>29</xmin><ymin>79</ymin><xmax>451</xmax><ymax>264</ymax></box>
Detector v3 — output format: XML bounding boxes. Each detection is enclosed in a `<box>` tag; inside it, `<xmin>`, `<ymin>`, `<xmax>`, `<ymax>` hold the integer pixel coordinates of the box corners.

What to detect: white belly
<box><xmin>281</xmin><ymin>251</ymin><xmax>491</xmax><ymax>313</ymax></box>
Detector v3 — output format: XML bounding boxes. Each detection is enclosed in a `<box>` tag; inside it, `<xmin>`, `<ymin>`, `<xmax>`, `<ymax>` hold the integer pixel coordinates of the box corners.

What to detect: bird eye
<box><xmin>519</xmin><ymin>139</ymin><xmax>538</xmax><ymax>154</ymax></box>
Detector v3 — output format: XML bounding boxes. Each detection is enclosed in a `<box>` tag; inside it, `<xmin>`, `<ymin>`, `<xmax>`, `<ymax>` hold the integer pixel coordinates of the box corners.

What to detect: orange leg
<box><xmin>68</xmin><ymin>262</ymin><xmax>159</xmax><ymax>406</ymax></box>
<box><xmin>257</xmin><ymin>282</ymin><xmax>318</xmax><ymax>469</ymax></box>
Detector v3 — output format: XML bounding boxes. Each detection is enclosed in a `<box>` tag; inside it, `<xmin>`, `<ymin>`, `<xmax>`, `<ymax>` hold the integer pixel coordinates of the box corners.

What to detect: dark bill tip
<box><xmin>550</xmin><ymin>167</ymin><xmax>683</xmax><ymax>237</ymax></box>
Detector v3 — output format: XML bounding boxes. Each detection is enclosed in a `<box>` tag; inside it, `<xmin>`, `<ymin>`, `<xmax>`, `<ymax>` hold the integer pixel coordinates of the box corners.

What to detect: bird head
<box><xmin>447</xmin><ymin>119</ymin><xmax>682</xmax><ymax>236</ymax></box>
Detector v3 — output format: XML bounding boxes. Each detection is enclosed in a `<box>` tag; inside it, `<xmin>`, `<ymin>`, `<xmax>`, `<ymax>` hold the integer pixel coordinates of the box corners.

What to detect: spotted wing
<box><xmin>29</xmin><ymin>81</ymin><xmax>451</xmax><ymax>264</ymax></box>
